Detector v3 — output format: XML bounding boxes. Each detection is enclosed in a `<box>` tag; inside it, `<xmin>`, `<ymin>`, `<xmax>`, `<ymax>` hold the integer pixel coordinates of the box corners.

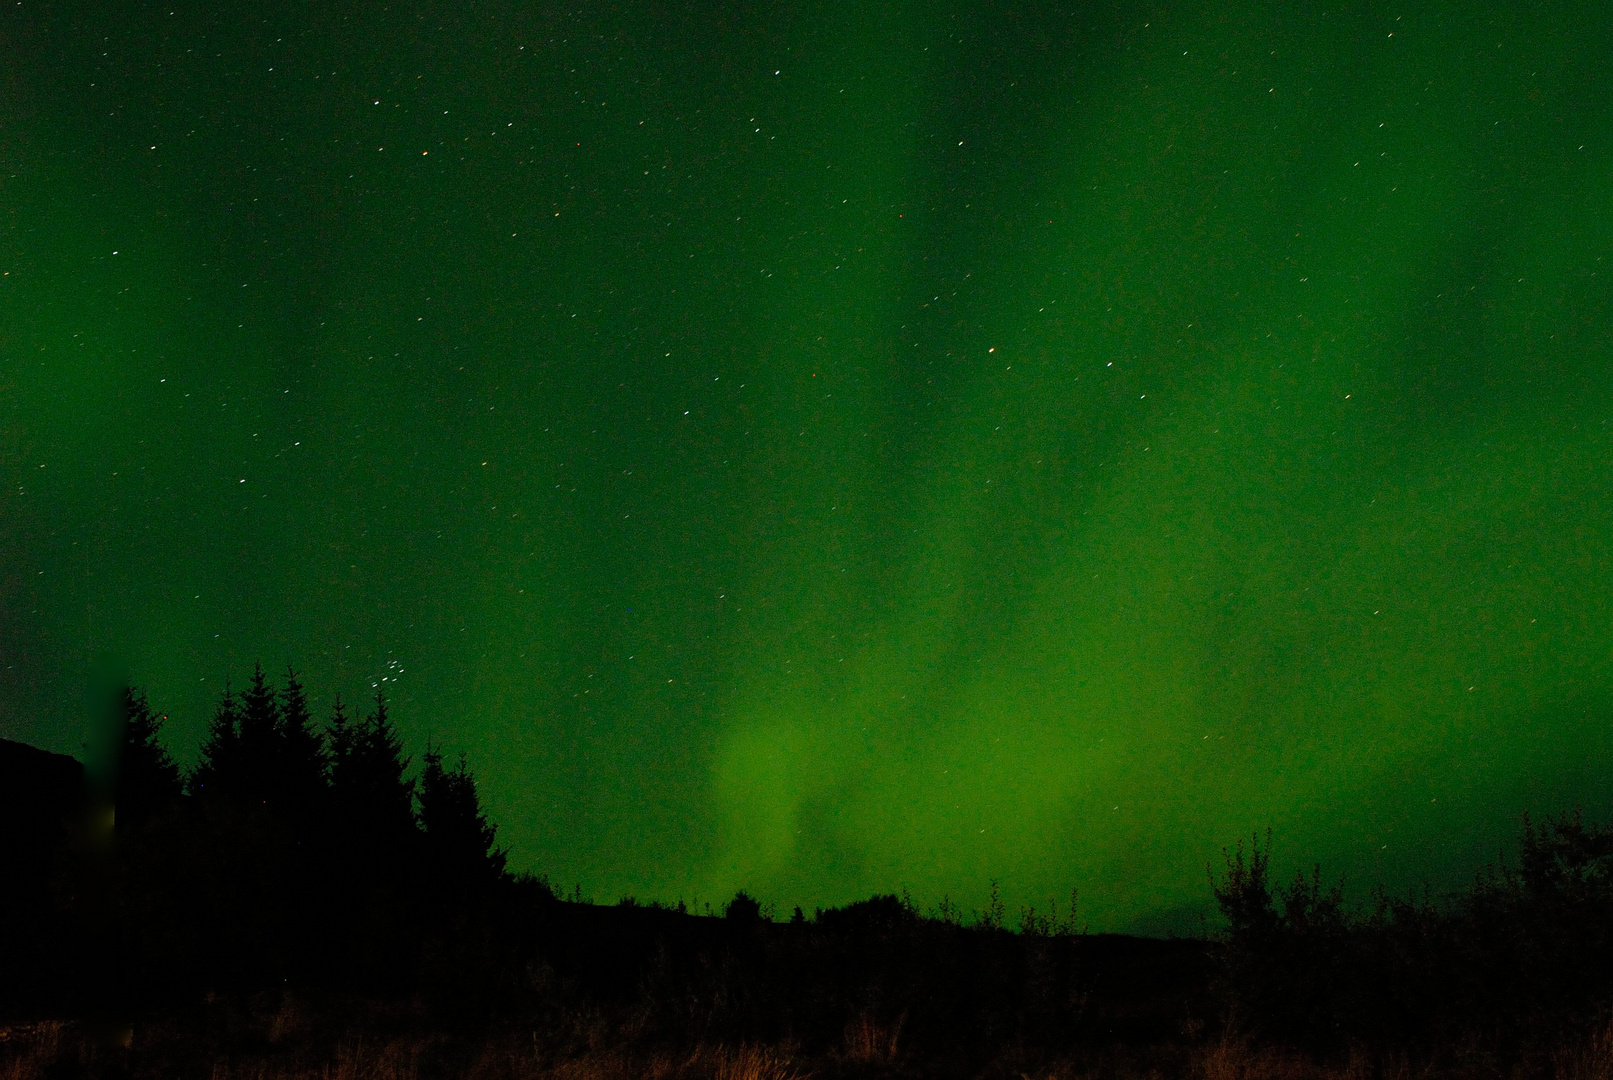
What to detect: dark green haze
<box><xmin>5</xmin><ymin>1</ymin><xmax>1613</xmax><ymax>931</ymax></box>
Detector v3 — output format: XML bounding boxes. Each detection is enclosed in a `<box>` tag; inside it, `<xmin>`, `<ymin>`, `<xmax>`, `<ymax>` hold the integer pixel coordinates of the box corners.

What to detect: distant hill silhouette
<box><xmin>0</xmin><ymin>737</ymin><xmax>85</xmax><ymax>878</ymax></box>
<box><xmin>0</xmin><ymin>738</ymin><xmax>88</xmax><ymax>1012</ymax></box>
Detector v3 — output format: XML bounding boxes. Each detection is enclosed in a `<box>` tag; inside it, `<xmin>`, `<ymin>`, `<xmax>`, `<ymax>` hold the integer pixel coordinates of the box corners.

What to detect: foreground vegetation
<box><xmin>6</xmin><ymin>1009</ymin><xmax>1613</xmax><ymax>1080</ymax></box>
<box><xmin>4</xmin><ymin>668</ymin><xmax>1613</xmax><ymax>1078</ymax></box>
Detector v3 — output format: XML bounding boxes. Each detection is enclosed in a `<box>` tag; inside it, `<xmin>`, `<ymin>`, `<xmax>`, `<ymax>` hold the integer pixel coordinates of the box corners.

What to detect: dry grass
<box><xmin>185</xmin><ymin>1039</ymin><xmax>804</xmax><ymax>1080</ymax></box>
<box><xmin>1025</xmin><ymin>1039</ymin><xmax>1429</xmax><ymax>1080</ymax></box>
<box><xmin>9</xmin><ymin>1019</ymin><xmax>1613</xmax><ymax>1080</ymax></box>
<box><xmin>0</xmin><ymin>1023</ymin><xmax>61</xmax><ymax>1080</ymax></box>
<box><xmin>1557</xmin><ymin>1020</ymin><xmax>1613</xmax><ymax>1080</ymax></box>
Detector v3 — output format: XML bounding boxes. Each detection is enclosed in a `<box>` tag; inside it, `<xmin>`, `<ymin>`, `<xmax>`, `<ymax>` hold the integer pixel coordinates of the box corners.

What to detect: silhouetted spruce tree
<box><xmin>115</xmin><ymin>686</ymin><xmax>182</xmax><ymax>830</ymax></box>
<box><xmin>113</xmin><ymin>686</ymin><xmax>202</xmax><ymax>1000</ymax></box>
<box><xmin>276</xmin><ymin>666</ymin><xmax>328</xmax><ymax>832</ymax></box>
<box><xmin>193</xmin><ymin>665</ymin><xmax>327</xmax><ymax>823</ymax></box>
<box><xmin>235</xmin><ymin>663</ymin><xmax>280</xmax><ymax>807</ymax></box>
<box><xmin>418</xmin><ymin>744</ymin><xmax>506</xmax><ymax>889</ymax></box>
<box><xmin>189</xmin><ymin>681</ymin><xmax>243</xmax><ymax>799</ymax></box>
<box><xmin>324</xmin><ymin>689</ymin><xmax>421</xmax><ymax>988</ymax></box>
<box><xmin>190</xmin><ymin>666</ymin><xmax>290</xmax><ymax>806</ymax></box>
<box><xmin>325</xmin><ymin>693</ymin><xmax>358</xmax><ymax>787</ymax></box>
<box><xmin>328</xmin><ymin>689</ymin><xmax>418</xmax><ymax>868</ymax></box>
<box><xmin>325</xmin><ymin>692</ymin><xmax>361</xmax><ymax>846</ymax></box>
<box><xmin>184</xmin><ymin>673</ymin><xmax>298</xmax><ymax>988</ymax></box>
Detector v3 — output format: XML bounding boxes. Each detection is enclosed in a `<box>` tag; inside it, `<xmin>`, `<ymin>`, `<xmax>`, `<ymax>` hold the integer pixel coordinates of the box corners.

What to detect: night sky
<box><xmin>5</xmin><ymin>1</ymin><xmax>1613</xmax><ymax>932</ymax></box>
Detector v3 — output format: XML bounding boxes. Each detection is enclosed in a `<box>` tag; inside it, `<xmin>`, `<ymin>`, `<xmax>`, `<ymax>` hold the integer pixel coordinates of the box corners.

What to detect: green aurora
<box><xmin>5</xmin><ymin>1</ymin><xmax>1613</xmax><ymax>931</ymax></box>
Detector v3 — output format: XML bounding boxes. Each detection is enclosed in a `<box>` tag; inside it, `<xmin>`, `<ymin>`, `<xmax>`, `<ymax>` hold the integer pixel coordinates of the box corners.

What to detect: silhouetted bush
<box><xmin>1210</xmin><ymin>812</ymin><xmax>1613</xmax><ymax>1058</ymax></box>
<box><xmin>723</xmin><ymin>891</ymin><xmax>761</xmax><ymax>922</ymax></box>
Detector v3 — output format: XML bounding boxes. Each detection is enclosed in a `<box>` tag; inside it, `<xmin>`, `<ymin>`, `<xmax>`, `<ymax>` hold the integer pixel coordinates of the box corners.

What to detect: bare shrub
<box><xmin>841</xmin><ymin>1010</ymin><xmax>903</xmax><ymax>1065</ymax></box>
<box><xmin>1558</xmin><ymin>1019</ymin><xmax>1613</xmax><ymax>1080</ymax></box>
<box><xmin>0</xmin><ymin>1024</ymin><xmax>66</xmax><ymax>1080</ymax></box>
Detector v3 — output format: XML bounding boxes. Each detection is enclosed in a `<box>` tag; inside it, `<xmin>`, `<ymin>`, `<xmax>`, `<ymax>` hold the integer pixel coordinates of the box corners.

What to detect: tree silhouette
<box><xmin>236</xmin><ymin>663</ymin><xmax>280</xmax><ymax>806</ymax></box>
<box><xmin>190</xmin><ymin>681</ymin><xmax>243</xmax><ymax>800</ymax></box>
<box><xmin>325</xmin><ymin>693</ymin><xmax>357</xmax><ymax>788</ymax></box>
<box><xmin>115</xmin><ymin>686</ymin><xmax>181</xmax><ymax>830</ymax></box>
<box><xmin>322</xmin><ymin>689</ymin><xmax>420</xmax><ymax>987</ymax></box>
<box><xmin>725</xmin><ymin>891</ymin><xmax>762</xmax><ymax>922</ymax></box>
<box><xmin>277</xmin><ymin>666</ymin><xmax>328</xmax><ymax>832</ymax></box>
<box><xmin>328</xmin><ymin>689</ymin><xmax>417</xmax><ymax>869</ymax></box>
<box><xmin>418</xmin><ymin>744</ymin><xmax>506</xmax><ymax>889</ymax></box>
<box><xmin>182</xmin><ymin>670</ymin><xmax>298</xmax><ymax>988</ymax></box>
<box><xmin>192</xmin><ymin>665</ymin><xmax>315</xmax><ymax>817</ymax></box>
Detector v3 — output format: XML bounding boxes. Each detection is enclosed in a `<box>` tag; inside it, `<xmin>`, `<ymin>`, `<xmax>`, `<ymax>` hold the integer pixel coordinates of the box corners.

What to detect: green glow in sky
<box><xmin>5</xmin><ymin>1</ymin><xmax>1613</xmax><ymax>930</ymax></box>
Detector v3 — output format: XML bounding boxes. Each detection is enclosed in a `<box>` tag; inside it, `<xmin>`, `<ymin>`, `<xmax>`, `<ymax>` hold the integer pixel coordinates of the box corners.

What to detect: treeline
<box><xmin>1</xmin><ymin>667</ymin><xmax>1213</xmax><ymax>1073</ymax></box>
<box><xmin>1210</xmin><ymin>814</ymin><xmax>1613</xmax><ymax>1061</ymax></box>
<box><xmin>9</xmin><ymin>669</ymin><xmax>1613</xmax><ymax>1076</ymax></box>
<box><xmin>9</xmin><ymin>665</ymin><xmax>538</xmax><ymax>1014</ymax></box>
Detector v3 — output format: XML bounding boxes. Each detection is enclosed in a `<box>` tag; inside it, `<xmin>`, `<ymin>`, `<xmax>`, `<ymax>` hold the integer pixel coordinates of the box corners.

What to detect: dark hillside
<box><xmin>0</xmin><ymin>737</ymin><xmax>86</xmax><ymax>855</ymax></box>
<box><xmin>511</xmin><ymin>898</ymin><xmax>1210</xmax><ymax>1061</ymax></box>
<box><xmin>0</xmin><ymin>738</ymin><xmax>89</xmax><ymax>1014</ymax></box>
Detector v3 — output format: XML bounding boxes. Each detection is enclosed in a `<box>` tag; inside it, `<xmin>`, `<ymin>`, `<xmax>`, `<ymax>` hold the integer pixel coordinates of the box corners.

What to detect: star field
<box><xmin>4</xmin><ymin>1</ymin><xmax>1613</xmax><ymax>930</ymax></box>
